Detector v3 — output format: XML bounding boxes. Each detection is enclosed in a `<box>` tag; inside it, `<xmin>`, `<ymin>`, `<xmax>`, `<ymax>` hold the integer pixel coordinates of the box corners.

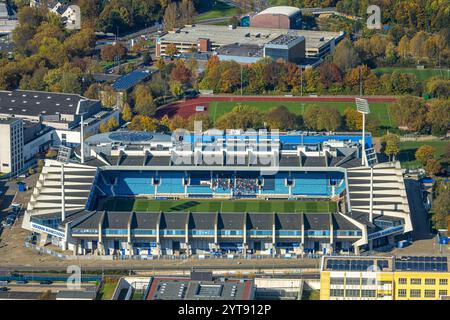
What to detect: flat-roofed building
<box><xmin>320</xmin><ymin>255</ymin><xmax>450</xmax><ymax>300</ymax></box>
<box><xmin>156</xmin><ymin>24</ymin><xmax>344</xmax><ymax>62</ymax></box>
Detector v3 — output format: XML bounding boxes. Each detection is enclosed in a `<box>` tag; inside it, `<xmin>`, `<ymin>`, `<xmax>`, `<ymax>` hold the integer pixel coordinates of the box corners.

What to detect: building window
<box><xmin>439</xmin><ymin>290</ymin><xmax>447</xmax><ymax>297</ymax></box>
<box><xmin>424</xmin><ymin>290</ymin><xmax>435</xmax><ymax>298</ymax></box>
<box><xmin>398</xmin><ymin>289</ymin><xmax>407</xmax><ymax>297</ymax></box>
<box><xmin>361</xmin><ymin>290</ymin><xmax>376</xmax><ymax>297</ymax></box>
<box><xmin>330</xmin><ymin>277</ymin><xmax>345</xmax><ymax>285</ymax></box>
<box><xmin>398</xmin><ymin>278</ymin><xmax>407</xmax><ymax>285</ymax></box>
<box><xmin>409</xmin><ymin>289</ymin><xmax>421</xmax><ymax>298</ymax></box>
<box><xmin>346</xmin><ymin>278</ymin><xmax>360</xmax><ymax>286</ymax></box>
<box><xmin>410</xmin><ymin>278</ymin><xmax>421</xmax><ymax>285</ymax></box>
<box><xmin>345</xmin><ymin>289</ymin><xmax>360</xmax><ymax>297</ymax></box>
<box><xmin>330</xmin><ymin>289</ymin><xmax>344</xmax><ymax>297</ymax></box>
<box><xmin>425</xmin><ymin>279</ymin><xmax>436</xmax><ymax>285</ymax></box>
<box><xmin>439</xmin><ymin>279</ymin><xmax>448</xmax><ymax>286</ymax></box>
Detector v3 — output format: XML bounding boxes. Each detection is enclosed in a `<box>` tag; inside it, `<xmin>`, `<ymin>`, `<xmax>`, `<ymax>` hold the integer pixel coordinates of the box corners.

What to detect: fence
<box><xmin>24</xmin><ymin>241</ymin><xmax>66</xmax><ymax>260</ymax></box>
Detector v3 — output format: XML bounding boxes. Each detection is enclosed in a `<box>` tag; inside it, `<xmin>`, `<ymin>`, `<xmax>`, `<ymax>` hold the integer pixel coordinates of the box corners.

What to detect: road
<box><xmin>404</xmin><ymin>178</ymin><xmax>431</xmax><ymax>241</ymax></box>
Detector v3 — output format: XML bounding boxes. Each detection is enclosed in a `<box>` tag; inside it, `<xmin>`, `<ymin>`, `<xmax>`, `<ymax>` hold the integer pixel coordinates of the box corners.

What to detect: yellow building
<box><xmin>320</xmin><ymin>256</ymin><xmax>450</xmax><ymax>300</ymax></box>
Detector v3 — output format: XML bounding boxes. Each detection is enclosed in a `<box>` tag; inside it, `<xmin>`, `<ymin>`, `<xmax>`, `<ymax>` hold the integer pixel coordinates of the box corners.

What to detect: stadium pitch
<box><xmin>101</xmin><ymin>198</ymin><xmax>338</xmax><ymax>213</ymax></box>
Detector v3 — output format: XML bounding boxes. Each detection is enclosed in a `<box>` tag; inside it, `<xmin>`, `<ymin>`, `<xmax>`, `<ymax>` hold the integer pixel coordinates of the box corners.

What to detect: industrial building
<box><xmin>22</xmin><ymin>129</ymin><xmax>413</xmax><ymax>258</ymax></box>
<box><xmin>0</xmin><ymin>90</ymin><xmax>119</xmax><ymax>175</ymax></box>
<box><xmin>156</xmin><ymin>24</ymin><xmax>344</xmax><ymax>66</ymax></box>
<box><xmin>320</xmin><ymin>255</ymin><xmax>450</xmax><ymax>300</ymax></box>
<box><xmin>250</xmin><ymin>6</ymin><xmax>302</xmax><ymax>30</ymax></box>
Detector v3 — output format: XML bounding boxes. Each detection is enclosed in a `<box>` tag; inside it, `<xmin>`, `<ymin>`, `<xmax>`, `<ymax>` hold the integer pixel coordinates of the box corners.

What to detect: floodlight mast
<box><xmin>57</xmin><ymin>146</ymin><xmax>71</xmax><ymax>222</ymax></box>
<box><xmin>355</xmin><ymin>98</ymin><xmax>371</xmax><ymax>166</ymax></box>
<box><xmin>80</xmin><ymin>114</ymin><xmax>85</xmax><ymax>164</ymax></box>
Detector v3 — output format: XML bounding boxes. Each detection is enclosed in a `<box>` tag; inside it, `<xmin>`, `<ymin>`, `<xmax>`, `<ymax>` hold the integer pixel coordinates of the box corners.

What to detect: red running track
<box><xmin>155</xmin><ymin>95</ymin><xmax>398</xmax><ymax>119</ymax></box>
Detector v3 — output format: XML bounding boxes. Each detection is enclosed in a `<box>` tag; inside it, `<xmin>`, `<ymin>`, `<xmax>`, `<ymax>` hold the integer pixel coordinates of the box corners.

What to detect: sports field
<box><xmin>373</xmin><ymin>67</ymin><xmax>450</xmax><ymax>81</ymax></box>
<box><xmin>207</xmin><ymin>101</ymin><xmax>394</xmax><ymax>128</ymax></box>
<box><xmin>102</xmin><ymin>198</ymin><xmax>337</xmax><ymax>213</ymax></box>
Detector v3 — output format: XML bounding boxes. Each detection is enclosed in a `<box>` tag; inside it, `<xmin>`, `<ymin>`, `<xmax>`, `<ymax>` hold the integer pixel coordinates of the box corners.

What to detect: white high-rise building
<box><xmin>0</xmin><ymin>118</ymin><xmax>24</xmax><ymax>174</ymax></box>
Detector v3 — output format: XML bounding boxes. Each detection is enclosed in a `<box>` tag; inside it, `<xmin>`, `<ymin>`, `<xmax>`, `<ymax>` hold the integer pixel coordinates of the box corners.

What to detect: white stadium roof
<box><xmin>256</xmin><ymin>6</ymin><xmax>301</xmax><ymax>17</ymax></box>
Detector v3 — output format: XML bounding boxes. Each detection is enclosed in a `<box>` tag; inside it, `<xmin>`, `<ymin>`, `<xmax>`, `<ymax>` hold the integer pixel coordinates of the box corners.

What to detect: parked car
<box><xmin>40</xmin><ymin>280</ymin><xmax>53</xmax><ymax>285</ymax></box>
<box><xmin>0</xmin><ymin>287</ymin><xmax>9</xmax><ymax>291</ymax></box>
<box><xmin>16</xmin><ymin>280</ymin><xmax>28</xmax><ymax>284</ymax></box>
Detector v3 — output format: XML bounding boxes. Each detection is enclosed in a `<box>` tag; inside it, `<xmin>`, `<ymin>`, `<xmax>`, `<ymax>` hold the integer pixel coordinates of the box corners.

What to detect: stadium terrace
<box><xmin>22</xmin><ymin>130</ymin><xmax>412</xmax><ymax>258</ymax></box>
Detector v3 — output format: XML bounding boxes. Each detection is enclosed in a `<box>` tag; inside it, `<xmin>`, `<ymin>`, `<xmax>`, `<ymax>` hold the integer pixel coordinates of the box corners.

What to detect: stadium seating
<box><xmin>94</xmin><ymin>170</ymin><xmax>345</xmax><ymax>198</ymax></box>
<box><xmin>157</xmin><ymin>172</ymin><xmax>185</xmax><ymax>194</ymax></box>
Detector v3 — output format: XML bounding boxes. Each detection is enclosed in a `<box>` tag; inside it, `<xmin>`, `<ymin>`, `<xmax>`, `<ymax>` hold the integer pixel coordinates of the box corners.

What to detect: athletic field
<box><xmin>208</xmin><ymin>101</ymin><xmax>394</xmax><ymax>128</ymax></box>
<box><xmin>373</xmin><ymin>67</ymin><xmax>450</xmax><ymax>81</ymax></box>
<box><xmin>102</xmin><ymin>198</ymin><xmax>337</xmax><ymax>213</ymax></box>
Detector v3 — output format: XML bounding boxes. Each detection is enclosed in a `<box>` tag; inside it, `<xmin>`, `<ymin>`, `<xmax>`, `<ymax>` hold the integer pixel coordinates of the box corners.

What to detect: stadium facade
<box><xmin>22</xmin><ymin>130</ymin><xmax>412</xmax><ymax>258</ymax></box>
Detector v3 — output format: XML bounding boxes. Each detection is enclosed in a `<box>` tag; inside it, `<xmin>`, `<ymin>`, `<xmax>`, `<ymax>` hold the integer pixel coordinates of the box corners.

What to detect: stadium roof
<box><xmin>85</xmin><ymin>131</ymin><xmax>172</xmax><ymax>145</ymax></box>
<box><xmin>111</xmin><ymin>70</ymin><xmax>152</xmax><ymax>91</ymax></box>
<box><xmin>0</xmin><ymin>90</ymin><xmax>99</xmax><ymax>117</ymax></box>
<box><xmin>255</xmin><ymin>6</ymin><xmax>301</xmax><ymax>17</ymax></box>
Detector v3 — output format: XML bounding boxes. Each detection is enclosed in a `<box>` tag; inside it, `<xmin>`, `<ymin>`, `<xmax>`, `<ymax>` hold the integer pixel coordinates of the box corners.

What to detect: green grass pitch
<box><xmin>102</xmin><ymin>198</ymin><xmax>338</xmax><ymax>213</ymax></box>
<box><xmin>207</xmin><ymin>101</ymin><xmax>394</xmax><ymax>128</ymax></box>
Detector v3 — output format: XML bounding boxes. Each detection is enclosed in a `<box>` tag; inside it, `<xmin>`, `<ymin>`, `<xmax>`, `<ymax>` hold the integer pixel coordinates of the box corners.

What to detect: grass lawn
<box><xmin>208</xmin><ymin>101</ymin><xmax>394</xmax><ymax>128</ymax></box>
<box><xmin>103</xmin><ymin>198</ymin><xmax>337</xmax><ymax>213</ymax></box>
<box><xmin>399</xmin><ymin>140</ymin><xmax>449</xmax><ymax>169</ymax></box>
<box><xmin>97</xmin><ymin>281</ymin><xmax>118</xmax><ymax>300</ymax></box>
<box><xmin>196</xmin><ymin>1</ymin><xmax>238</xmax><ymax>21</ymax></box>
<box><xmin>373</xmin><ymin>67</ymin><xmax>450</xmax><ymax>81</ymax></box>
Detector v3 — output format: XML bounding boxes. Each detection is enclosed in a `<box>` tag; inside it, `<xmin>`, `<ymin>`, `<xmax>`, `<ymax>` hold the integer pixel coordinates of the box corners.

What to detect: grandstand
<box><xmin>22</xmin><ymin>130</ymin><xmax>412</xmax><ymax>258</ymax></box>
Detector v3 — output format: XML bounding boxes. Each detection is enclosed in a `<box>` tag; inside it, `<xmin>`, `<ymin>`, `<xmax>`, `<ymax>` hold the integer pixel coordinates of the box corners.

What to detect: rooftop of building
<box><xmin>0</xmin><ymin>90</ymin><xmax>99</xmax><ymax>117</ymax></box>
<box><xmin>159</xmin><ymin>25</ymin><xmax>343</xmax><ymax>50</ymax></box>
<box><xmin>146</xmin><ymin>277</ymin><xmax>254</xmax><ymax>300</ymax></box>
<box><xmin>215</xmin><ymin>43</ymin><xmax>263</xmax><ymax>58</ymax></box>
<box><xmin>322</xmin><ymin>256</ymin><xmax>448</xmax><ymax>273</ymax></box>
<box><xmin>255</xmin><ymin>6</ymin><xmax>301</xmax><ymax>17</ymax></box>
<box><xmin>111</xmin><ymin>70</ymin><xmax>153</xmax><ymax>91</ymax></box>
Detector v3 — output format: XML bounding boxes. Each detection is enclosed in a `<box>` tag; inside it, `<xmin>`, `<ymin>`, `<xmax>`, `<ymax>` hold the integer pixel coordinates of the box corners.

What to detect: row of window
<box><xmin>77</xmin><ymin>229</ymin><xmax>362</xmax><ymax>237</ymax></box>
<box><xmin>398</xmin><ymin>289</ymin><xmax>447</xmax><ymax>298</ymax></box>
<box><xmin>398</xmin><ymin>278</ymin><xmax>448</xmax><ymax>286</ymax></box>
<box><xmin>330</xmin><ymin>278</ymin><xmax>378</xmax><ymax>285</ymax></box>
<box><xmin>330</xmin><ymin>289</ymin><xmax>376</xmax><ymax>297</ymax></box>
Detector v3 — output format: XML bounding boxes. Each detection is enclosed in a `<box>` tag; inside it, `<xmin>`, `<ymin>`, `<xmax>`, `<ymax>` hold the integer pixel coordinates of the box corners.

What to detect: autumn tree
<box><xmin>187</xmin><ymin>112</ymin><xmax>212</xmax><ymax>131</ymax></box>
<box><xmin>170</xmin><ymin>60</ymin><xmax>192</xmax><ymax>84</ymax></box>
<box><xmin>304</xmin><ymin>105</ymin><xmax>342</xmax><ymax>131</ymax></box>
<box><xmin>332</xmin><ymin>38</ymin><xmax>359</xmax><ymax>72</ymax></box>
<box><xmin>424</xmin><ymin>159</ymin><xmax>442</xmax><ymax>176</ymax></box>
<box><xmin>427</xmin><ymin>99</ymin><xmax>450</xmax><ymax>136</ymax></box>
<box><xmin>415</xmin><ymin>145</ymin><xmax>436</xmax><ymax>166</ymax></box>
<box><xmin>128</xmin><ymin>115</ymin><xmax>159</xmax><ymax>131</ymax></box>
<box><xmin>390</xmin><ymin>96</ymin><xmax>428</xmax><ymax>132</ymax></box>
<box><xmin>121</xmin><ymin>103</ymin><xmax>132</xmax><ymax>122</ymax></box>
<box><xmin>431</xmin><ymin>182</ymin><xmax>450</xmax><ymax>229</ymax></box>
<box><xmin>133</xmin><ymin>84</ymin><xmax>156</xmax><ymax>116</ymax></box>
<box><xmin>381</xmin><ymin>134</ymin><xmax>400</xmax><ymax>161</ymax></box>
<box><xmin>266</xmin><ymin>106</ymin><xmax>302</xmax><ymax>131</ymax></box>
<box><xmin>165</xmin><ymin>43</ymin><xmax>179</xmax><ymax>57</ymax></box>
<box><xmin>344</xmin><ymin>107</ymin><xmax>363</xmax><ymax>131</ymax></box>
<box><xmin>318</xmin><ymin>61</ymin><xmax>342</xmax><ymax>89</ymax></box>
<box><xmin>100</xmin><ymin>43</ymin><xmax>127</xmax><ymax>62</ymax></box>
<box><xmin>215</xmin><ymin>104</ymin><xmax>264</xmax><ymax>130</ymax></box>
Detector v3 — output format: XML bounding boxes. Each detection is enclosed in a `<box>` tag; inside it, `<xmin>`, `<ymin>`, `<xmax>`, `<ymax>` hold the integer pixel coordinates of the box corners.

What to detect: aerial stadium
<box><xmin>22</xmin><ymin>128</ymin><xmax>412</xmax><ymax>258</ymax></box>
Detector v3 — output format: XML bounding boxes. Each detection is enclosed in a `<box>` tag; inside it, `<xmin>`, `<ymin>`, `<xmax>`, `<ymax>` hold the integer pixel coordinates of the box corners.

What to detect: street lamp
<box><xmin>355</xmin><ymin>98</ymin><xmax>370</xmax><ymax>166</ymax></box>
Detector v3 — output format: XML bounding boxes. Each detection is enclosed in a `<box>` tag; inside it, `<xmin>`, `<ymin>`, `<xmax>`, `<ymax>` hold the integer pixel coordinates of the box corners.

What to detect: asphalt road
<box><xmin>404</xmin><ymin>178</ymin><xmax>431</xmax><ymax>241</ymax></box>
